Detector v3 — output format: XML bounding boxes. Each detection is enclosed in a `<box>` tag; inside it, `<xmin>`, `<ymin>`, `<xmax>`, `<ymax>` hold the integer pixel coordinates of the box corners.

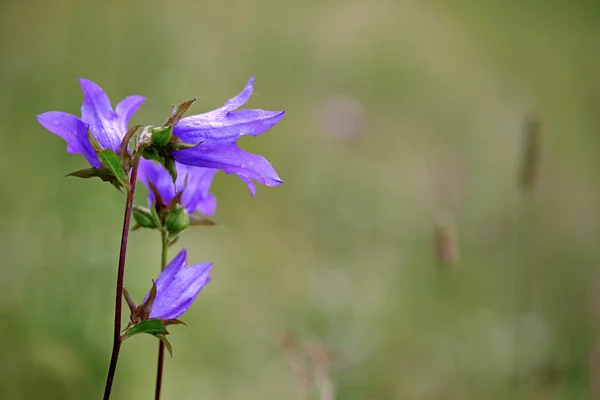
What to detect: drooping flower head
<box><xmin>139</xmin><ymin>249</ymin><xmax>212</xmax><ymax>320</ymax></box>
<box><xmin>172</xmin><ymin>76</ymin><xmax>285</xmax><ymax>195</ymax></box>
<box><xmin>37</xmin><ymin>79</ymin><xmax>145</xmax><ymax>167</ymax></box>
<box><xmin>138</xmin><ymin>158</ymin><xmax>218</xmax><ymax>216</ymax></box>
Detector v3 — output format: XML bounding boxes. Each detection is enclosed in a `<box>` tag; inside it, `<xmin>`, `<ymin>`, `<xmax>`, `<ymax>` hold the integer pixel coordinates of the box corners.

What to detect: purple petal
<box><xmin>234</xmin><ymin>174</ymin><xmax>257</xmax><ymax>196</ymax></box>
<box><xmin>37</xmin><ymin>111</ymin><xmax>100</xmax><ymax>167</ymax></box>
<box><xmin>138</xmin><ymin>159</ymin><xmax>219</xmax><ymax>215</ymax></box>
<box><xmin>138</xmin><ymin>158</ymin><xmax>177</xmax><ymax>206</ymax></box>
<box><xmin>116</xmin><ymin>95</ymin><xmax>146</xmax><ymax>133</ymax></box>
<box><xmin>177</xmin><ymin>164</ymin><xmax>218</xmax><ymax>215</ymax></box>
<box><xmin>149</xmin><ymin>262</ymin><xmax>212</xmax><ymax>319</ymax></box>
<box><xmin>173</xmin><ymin>143</ymin><xmax>282</xmax><ymax>187</ymax></box>
<box><xmin>144</xmin><ymin>249</ymin><xmax>188</xmax><ymax>303</ymax></box>
<box><xmin>79</xmin><ymin>78</ymin><xmax>124</xmax><ymax>152</ymax></box>
<box><xmin>221</xmin><ymin>76</ymin><xmax>254</xmax><ymax>111</ymax></box>
<box><xmin>174</xmin><ymin>110</ymin><xmax>285</xmax><ymax>143</ymax></box>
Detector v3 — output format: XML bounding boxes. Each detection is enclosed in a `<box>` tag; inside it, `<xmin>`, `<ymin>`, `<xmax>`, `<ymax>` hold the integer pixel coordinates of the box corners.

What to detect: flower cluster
<box><xmin>38</xmin><ymin>76</ymin><xmax>284</xmax><ymax>398</ymax></box>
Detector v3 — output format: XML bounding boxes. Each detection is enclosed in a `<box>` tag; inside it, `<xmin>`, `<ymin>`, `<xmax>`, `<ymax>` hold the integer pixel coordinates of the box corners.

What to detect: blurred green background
<box><xmin>2</xmin><ymin>0</ymin><xmax>600</xmax><ymax>398</ymax></box>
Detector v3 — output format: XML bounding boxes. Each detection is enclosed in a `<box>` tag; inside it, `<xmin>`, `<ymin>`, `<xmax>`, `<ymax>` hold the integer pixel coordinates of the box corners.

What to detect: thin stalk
<box><xmin>154</xmin><ymin>229</ymin><xmax>169</xmax><ymax>400</ymax></box>
<box><xmin>103</xmin><ymin>152</ymin><xmax>143</xmax><ymax>400</ymax></box>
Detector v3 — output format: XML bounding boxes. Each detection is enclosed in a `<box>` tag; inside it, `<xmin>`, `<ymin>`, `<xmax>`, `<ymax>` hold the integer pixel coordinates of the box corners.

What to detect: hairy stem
<box><xmin>154</xmin><ymin>230</ymin><xmax>169</xmax><ymax>400</ymax></box>
<box><xmin>103</xmin><ymin>152</ymin><xmax>143</xmax><ymax>400</ymax></box>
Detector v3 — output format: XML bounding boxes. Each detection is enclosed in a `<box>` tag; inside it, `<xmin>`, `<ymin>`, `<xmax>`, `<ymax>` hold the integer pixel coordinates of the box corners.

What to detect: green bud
<box><xmin>165</xmin><ymin>205</ymin><xmax>190</xmax><ymax>234</ymax></box>
<box><xmin>151</xmin><ymin>125</ymin><xmax>173</xmax><ymax>147</ymax></box>
<box><xmin>132</xmin><ymin>206</ymin><xmax>160</xmax><ymax>229</ymax></box>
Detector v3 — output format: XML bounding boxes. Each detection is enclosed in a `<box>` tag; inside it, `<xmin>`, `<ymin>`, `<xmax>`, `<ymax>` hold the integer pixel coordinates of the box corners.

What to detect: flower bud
<box><xmin>151</xmin><ymin>125</ymin><xmax>173</xmax><ymax>147</ymax></box>
<box><xmin>133</xmin><ymin>206</ymin><xmax>159</xmax><ymax>229</ymax></box>
<box><xmin>165</xmin><ymin>205</ymin><xmax>190</xmax><ymax>234</ymax></box>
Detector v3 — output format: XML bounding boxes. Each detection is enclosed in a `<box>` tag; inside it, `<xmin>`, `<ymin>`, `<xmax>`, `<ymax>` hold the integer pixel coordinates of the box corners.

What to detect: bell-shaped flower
<box><xmin>138</xmin><ymin>158</ymin><xmax>218</xmax><ymax>217</ymax></box>
<box><xmin>126</xmin><ymin>249</ymin><xmax>212</xmax><ymax>323</ymax></box>
<box><xmin>171</xmin><ymin>76</ymin><xmax>285</xmax><ymax>194</ymax></box>
<box><xmin>37</xmin><ymin>79</ymin><xmax>145</xmax><ymax>168</ymax></box>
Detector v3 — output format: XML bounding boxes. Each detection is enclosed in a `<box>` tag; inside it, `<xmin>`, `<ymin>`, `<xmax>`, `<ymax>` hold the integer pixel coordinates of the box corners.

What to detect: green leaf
<box><xmin>165</xmin><ymin>98</ymin><xmax>196</xmax><ymax>127</ymax></box>
<box><xmin>66</xmin><ymin>167</ymin><xmax>125</xmax><ymax>191</ymax></box>
<box><xmin>122</xmin><ymin>319</ymin><xmax>168</xmax><ymax>340</ymax></box>
<box><xmin>97</xmin><ymin>149</ymin><xmax>129</xmax><ymax>189</ymax></box>
<box><xmin>156</xmin><ymin>335</ymin><xmax>173</xmax><ymax>357</ymax></box>
<box><xmin>189</xmin><ymin>214</ymin><xmax>216</xmax><ymax>227</ymax></box>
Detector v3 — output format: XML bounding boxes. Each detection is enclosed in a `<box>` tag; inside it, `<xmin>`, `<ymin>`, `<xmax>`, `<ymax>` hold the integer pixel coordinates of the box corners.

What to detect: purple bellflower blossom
<box><xmin>37</xmin><ymin>79</ymin><xmax>145</xmax><ymax>168</ymax></box>
<box><xmin>145</xmin><ymin>249</ymin><xmax>212</xmax><ymax>320</ymax></box>
<box><xmin>138</xmin><ymin>158</ymin><xmax>218</xmax><ymax>216</ymax></box>
<box><xmin>172</xmin><ymin>76</ymin><xmax>285</xmax><ymax>195</ymax></box>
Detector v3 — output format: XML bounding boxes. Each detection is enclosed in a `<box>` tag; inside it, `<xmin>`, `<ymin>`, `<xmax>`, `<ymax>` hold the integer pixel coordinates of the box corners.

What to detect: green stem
<box><xmin>154</xmin><ymin>229</ymin><xmax>169</xmax><ymax>400</ymax></box>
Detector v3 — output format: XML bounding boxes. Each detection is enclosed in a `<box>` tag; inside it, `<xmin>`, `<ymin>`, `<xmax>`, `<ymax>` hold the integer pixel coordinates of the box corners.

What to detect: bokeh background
<box><xmin>2</xmin><ymin>0</ymin><xmax>600</xmax><ymax>398</ymax></box>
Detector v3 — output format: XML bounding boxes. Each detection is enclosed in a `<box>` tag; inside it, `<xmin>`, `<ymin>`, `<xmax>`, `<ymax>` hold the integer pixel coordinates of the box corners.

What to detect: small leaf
<box><xmin>117</xmin><ymin>125</ymin><xmax>143</xmax><ymax>157</ymax></box>
<box><xmin>97</xmin><ymin>149</ymin><xmax>129</xmax><ymax>189</ymax></box>
<box><xmin>165</xmin><ymin>98</ymin><xmax>196</xmax><ymax>127</ymax></box>
<box><xmin>87</xmin><ymin>127</ymin><xmax>103</xmax><ymax>152</ymax></box>
<box><xmin>148</xmin><ymin>181</ymin><xmax>167</xmax><ymax>212</ymax></box>
<box><xmin>122</xmin><ymin>287</ymin><xmax>137</xmax><ymax>316</ymax></box>
<box><xmin>122</xmin><ymin>319</ymin><xmax>168</xmax><ymax>340</ymax></box>
<box><xmin>166</xmin><ymin>190</ymin><xmax>184</xmax><ymax>210</ymax></box>
<box><xmin>189</xmin><ymin>214</ymin><xmax>216</xmax><ymax>227</ymax></box>
<box><xmin>138</xmin><ymin>280</ymin><xmax>157</xmax><ymax>319</ymax></box>
<box><xmin>66</xmin><ymin>167</ymin><xmax>125</xmax><ymax>191</ymax></box>
<box><xmin>156</xmin><ymin>334</ymin><xmax>173</xmax><ymax>357</ymax></box>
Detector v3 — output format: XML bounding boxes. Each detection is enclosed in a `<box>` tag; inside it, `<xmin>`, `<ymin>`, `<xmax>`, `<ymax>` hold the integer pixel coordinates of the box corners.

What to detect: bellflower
<box><xmin>172</xmin><ymin>76</ymin><xmax>285</xmax><ymax>194</ymax></box>
<box><xmin>138</xmin><ymin>158</ymin><xmax>218</xmax><ymax>216</ymax></box>
<box><xmin>146</xmin><ymin>249</ymin><xmax>212</xmax><ymax>320</ymax></box>
<box><xmin>37</xmin><ymin>79</ymin><xmax>145</xmax><ymax>168</ymax></box>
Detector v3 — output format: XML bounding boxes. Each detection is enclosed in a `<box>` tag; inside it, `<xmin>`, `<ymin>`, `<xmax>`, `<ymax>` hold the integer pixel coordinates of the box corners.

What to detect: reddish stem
<box><xmin>103</xmin><ymin>153</ymin><xmax>142</xmax><ymax>400</ymax></box>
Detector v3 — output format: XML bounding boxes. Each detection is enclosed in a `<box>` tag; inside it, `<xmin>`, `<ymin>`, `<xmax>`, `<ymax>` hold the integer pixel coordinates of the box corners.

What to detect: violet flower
<box><xmin>138</xmin><ymin>158</ymin><xmax>218</xmax><ymax>216</ymax></box>
<box><xmin>172</xmin><ymin>76</ymin><xmax>285</xmax><ymax>194</ymax></box>
<box><xmin>145</xmin><ymin>249</ymin><xmax>212</xmax><ymax>320</ymax></box>
<box><xmin>37</xmin><ymin>79</ymin><xmax>145</xmax><ymax>168</ymax></box>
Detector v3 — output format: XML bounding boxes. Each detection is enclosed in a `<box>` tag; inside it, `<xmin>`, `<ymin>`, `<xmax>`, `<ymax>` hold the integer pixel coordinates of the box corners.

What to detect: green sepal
<box><xmin>157</xmin><ymin>335</ymin><xmax>173</xmax><ymax>357</ymax></box>
<box><xmin>163</xmin><ymin>318</ymin><xmax>186</xmax><ymax>327</ymax></box>
<box><xmin>168</xmin><ymin>136</ymin><xmax>203</xmax><ymax>151</ymax></box>
<box><xmin>165</xmin><ymin>98</ymin><xmax>196</xmax><ymax>127</ymax></box>
<box><xmin>122</xmin><ymin>319</ymin><xmax>168</xmax><ymax>340</ymax></box>
<box><xmin>132</xmin><ymin>206</ymin><xmax>160</xmax><ymax>229</ymax></box>
<box><xmin>118</xmin><ymin>125</ymin><xmax>143</xmax><ymax>157</ymax></box>
<box><xmin>151</xmin><ymin>125</ymin><xmax>173</xmax><ymax>147</ymax></box>
<box><xmin>163</xmin><ymin>154</ymin><xmax>177</xmax><ymax>185</ymax></box>
<box><xmin>142</xmin><ymin>147</ymin><xmax>162</xmax><ymax>163</ymax></box>
<box><xmin>165</xmin><ymin>205</ymin><xmax>190</xmax><ymax>234</ymax></box>
<box><xmin>97</xmin><ymin>149</ymin><xmax>129</xmax><ymax>190</ymax></box>
<box><xmin>87</xmin><ymin>127</ymin><xmax>103</xmax><ymax>152</ymax></box>
<box><xmin>189</xmin><ymin>213</ymin><xmax>216</xmax><ymax>227</ymax></box>
<box><xmin>66</xmin><ymin>167</ymin><xmax>125</xmax><ymax>192</ymax></box>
